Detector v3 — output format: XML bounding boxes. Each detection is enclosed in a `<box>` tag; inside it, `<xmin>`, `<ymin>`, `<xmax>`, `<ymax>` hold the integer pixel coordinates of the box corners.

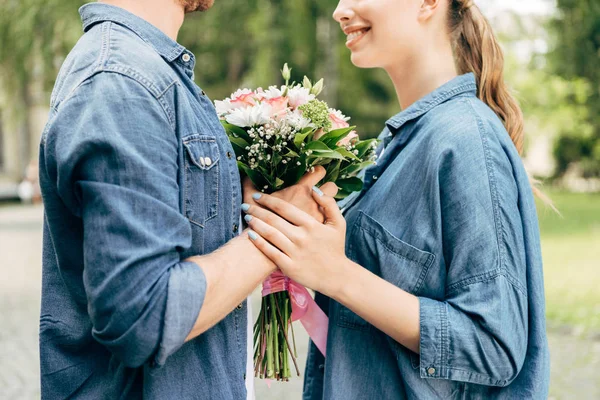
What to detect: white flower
<box><xmin>225</xmin><ymin>104</ymin><xmax>271</xmax><ymax>127</ymax></box>
<box><xmin>215</xmin><ymin>99</ymin><xmax>236</xmax><ymax>116</ymax></box>
<box><xmin>261</xmin><ymin>85</ymin><xmax>285</xmax><ymax>100</ymax></box>
<box><xmin>285</xmin><ymin>109</ymin><xmax>314</xmax><ymax>130</ymax></box>
<box><xmin>286</xmin><ymin>86</ymin><xmax>315</xmax><ymax>109</ymax></box>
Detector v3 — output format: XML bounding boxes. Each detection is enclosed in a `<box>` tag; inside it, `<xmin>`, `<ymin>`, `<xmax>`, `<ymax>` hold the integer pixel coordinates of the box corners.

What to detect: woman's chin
<box><xmin>350</xmin><ymin>52</ymin><xmax>377</xmax><ymax>69</ymax></box>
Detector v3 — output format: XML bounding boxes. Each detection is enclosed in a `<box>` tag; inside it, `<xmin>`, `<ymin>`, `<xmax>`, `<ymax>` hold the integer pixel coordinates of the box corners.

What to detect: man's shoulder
<box><xmin>52</xmin><ymin>21</ymin><xmax>178</xmax><ymax>108</ymax></box>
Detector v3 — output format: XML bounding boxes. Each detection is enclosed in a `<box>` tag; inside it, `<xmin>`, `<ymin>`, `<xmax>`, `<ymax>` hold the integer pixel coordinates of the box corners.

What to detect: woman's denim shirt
<box><xmin>303</xmin><ymin>74</ymin><xmax>550</xmax><ymax>399</ymax></box>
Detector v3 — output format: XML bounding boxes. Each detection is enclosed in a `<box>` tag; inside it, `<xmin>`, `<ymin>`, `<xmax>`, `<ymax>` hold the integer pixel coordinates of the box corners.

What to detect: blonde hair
<box><xmin>448</xmin><ymin>0</ymin><xmax>554</xmax><ymax>208</ymax></box>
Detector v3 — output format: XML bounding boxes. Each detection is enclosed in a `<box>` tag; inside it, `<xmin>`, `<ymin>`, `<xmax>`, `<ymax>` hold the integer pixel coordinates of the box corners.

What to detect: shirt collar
<box><xmin>385</xmin><ymin>73</ymin><xmax>477</xmax><ymax>135</ymax></box>
<box><xmin>79</xmin><ymin>3</ymin><xmax>189</xmax><ymax>64</ymax></box>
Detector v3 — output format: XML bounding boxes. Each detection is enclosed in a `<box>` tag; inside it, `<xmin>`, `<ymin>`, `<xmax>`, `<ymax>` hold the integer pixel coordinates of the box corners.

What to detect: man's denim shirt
<box><xmin>39</xmin><ymin>4</ymin><xmax>246</xmax><ymax>399</ymax></box>
<box><xmin>303</xmin><ymin>74</ymin><xmax>550</xmax><ymax>399</ymax></box>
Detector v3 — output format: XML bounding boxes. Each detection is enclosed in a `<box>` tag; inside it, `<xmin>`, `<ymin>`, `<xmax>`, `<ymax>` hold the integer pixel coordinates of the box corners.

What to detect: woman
<box><xmin>243</xmin><ymin>0</ymin><xmax>550</xmax><ymax>398</ymax></box>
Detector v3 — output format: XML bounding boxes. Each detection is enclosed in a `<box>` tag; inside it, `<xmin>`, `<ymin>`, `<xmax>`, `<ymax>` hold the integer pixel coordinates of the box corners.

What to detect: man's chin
<box><xmin>181</xmin><ymin>0</ymin><xmax>214</xmax><ymax>13</ymax></box>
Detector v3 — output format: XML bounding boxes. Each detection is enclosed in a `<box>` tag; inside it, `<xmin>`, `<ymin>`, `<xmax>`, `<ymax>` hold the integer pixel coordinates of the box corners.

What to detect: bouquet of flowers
<box><xmin>215</xmin><ymin>64</ymin><xmax>378</xmax><ymax>381</ymax></box>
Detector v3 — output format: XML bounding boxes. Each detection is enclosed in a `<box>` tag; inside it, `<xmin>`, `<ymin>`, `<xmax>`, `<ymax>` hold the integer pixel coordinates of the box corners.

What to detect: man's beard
<box><xmin>179</xmin><ymin>0</ymin><xmax>214</xmax><ymax>13</ymax></box>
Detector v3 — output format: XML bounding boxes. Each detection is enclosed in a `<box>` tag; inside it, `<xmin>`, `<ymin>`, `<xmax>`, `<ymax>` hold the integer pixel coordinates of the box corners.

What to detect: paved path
<box><xmin>0</xmin><ymin>204</ymin><xmax>597</xmax><ymax>399</ymax></box>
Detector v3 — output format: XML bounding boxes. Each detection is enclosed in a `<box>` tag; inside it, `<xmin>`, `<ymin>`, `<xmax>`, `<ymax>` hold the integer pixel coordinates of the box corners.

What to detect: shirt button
<box><xmin>237</xmin><ymin>303</ymin><xmax>243</xmax><ymax>310</ymax></box>
<box><xmin>427</xmin><ymin>367</ymin><xmax>436</xmax><ymax>376</ymax></box>
<box><xmin>182</xmin><ymin>53</ymin><xmax>191</xmax><ymax>63</ymax></box>
<box><xmin>201</xmin><ymin>90</ymin><xmax>206</xmax><ymax>96</ymax></box>
<box><xmin>226</xmin><ymin>151</ymin><xmax>233</xmax><ymax>159</ymax></box>
<box><xmin>372</xmin><ymin>175</ymin><xmax>378</xmax><ymax>180</ymax></box>
<box><xmin>233</xmin><ymin>224</ymin><xmax>239</xmax><ymax>233</ymax></box>
<box><xmin>204</xmin><ymin>157</ymin><xmax>212</xmax><ymax>166</ymax></box>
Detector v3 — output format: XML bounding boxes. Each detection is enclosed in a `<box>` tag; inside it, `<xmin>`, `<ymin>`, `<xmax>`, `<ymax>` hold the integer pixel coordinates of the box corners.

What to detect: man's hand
<box><xmin>242</xmin><ymin>166</ymin><xmax>338</xmax><ymax>223</ymax></box>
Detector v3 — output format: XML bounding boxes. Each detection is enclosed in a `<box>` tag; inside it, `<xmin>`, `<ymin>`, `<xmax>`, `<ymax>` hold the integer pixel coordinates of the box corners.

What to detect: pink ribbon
<box><xmin>262</xmin><ymin>271</ymin><xmax>328</xmax><ymax>357</ymax></box>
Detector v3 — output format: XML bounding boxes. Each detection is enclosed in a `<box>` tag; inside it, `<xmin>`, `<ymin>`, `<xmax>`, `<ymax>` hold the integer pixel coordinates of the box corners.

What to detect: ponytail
<box><xmin>449</xmin><ymin>0</ymin><xmax>555</xmax><ymax>207</ymax></box>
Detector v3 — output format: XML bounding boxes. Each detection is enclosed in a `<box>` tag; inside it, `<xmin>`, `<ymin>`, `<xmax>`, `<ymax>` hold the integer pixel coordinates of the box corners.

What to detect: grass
<box><xmin>536</xmin><ymin>190</ymin><xmax>600</xmax><ymax>333</ymax></box>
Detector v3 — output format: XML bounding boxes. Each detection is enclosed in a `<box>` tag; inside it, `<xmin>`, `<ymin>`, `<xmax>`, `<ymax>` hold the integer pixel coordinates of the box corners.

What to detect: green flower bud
<box><xmin>303</xmin><ymin>75</ymin><xmax>312</xmax><ymax>90</ymax></box>
<box><xmin>281</xmin><ymin>63</ymin><xmax>291</xmax><ymax>82</ymax></box>
<box><xmin>311</xmin><ymin>78</ymin><xmax>324</xmax><ymax>96</ymax></box>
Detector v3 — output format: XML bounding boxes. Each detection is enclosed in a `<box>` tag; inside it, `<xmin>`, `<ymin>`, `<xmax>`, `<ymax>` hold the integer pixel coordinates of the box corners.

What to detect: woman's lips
<box><xmin>345</xmin><ymin>28</ymin><xmax>371</xmax><ymax>48</ymax></box>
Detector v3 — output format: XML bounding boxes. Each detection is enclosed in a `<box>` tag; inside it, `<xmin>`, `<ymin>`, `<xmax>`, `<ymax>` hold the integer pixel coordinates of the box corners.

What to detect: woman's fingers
<box><xmin>251</xmin><ymin>193</ymin><xmax>315</xmax><ymax>227</ymax></box>
<box><xmin>244</xmin><ymin>213</ymin><xmax>295</xmax><ymax>255</ymax></box>
<box><xmin>311</xmin><ymin>186</ymin><xmax>344</xmax><ymax>227</ymax></box>
<box><xmin>242</xmin><ymin>202</ymin><xmax>301</xmax><ymax>242</ymax></box>
<box><xmin>247</xmin><ymin>230</ymin><xmax>292</xmax><ymax>268</ymax></box>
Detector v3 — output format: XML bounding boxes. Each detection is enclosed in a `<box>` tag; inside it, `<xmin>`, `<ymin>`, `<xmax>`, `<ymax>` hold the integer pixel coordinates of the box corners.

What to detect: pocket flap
<box><xmin>183</xmin><ymin>135</ymin><xmax>220</xmax><ymax>170</ymax></box>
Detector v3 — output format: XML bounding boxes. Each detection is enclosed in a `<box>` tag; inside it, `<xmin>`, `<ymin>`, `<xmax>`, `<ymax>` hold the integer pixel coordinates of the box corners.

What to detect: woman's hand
<box><xmin>242</xmin><ymin>186</ymin><xmax>350</xmax><ymax>296</ymax></box>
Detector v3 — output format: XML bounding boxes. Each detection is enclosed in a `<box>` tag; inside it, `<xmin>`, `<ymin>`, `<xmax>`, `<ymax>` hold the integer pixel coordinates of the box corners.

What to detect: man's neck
<box><xmin>99</xmin><ymin>0</ymin><xmax>184</xmax><ymax>41</ymax></box>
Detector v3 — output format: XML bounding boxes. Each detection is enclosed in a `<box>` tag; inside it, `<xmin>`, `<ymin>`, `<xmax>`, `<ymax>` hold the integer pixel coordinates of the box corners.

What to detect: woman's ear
<box><xmin>418</xmin><ymin>0</ymin><xmax>443</xmax><ymax>22</ymax></box>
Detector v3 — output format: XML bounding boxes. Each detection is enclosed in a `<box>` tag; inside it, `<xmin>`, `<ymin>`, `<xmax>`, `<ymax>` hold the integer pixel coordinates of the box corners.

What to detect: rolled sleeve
<box><xmin>418</xmin><ymin>274</ymin><xmax>527</xmax><ymax>386</ymax></box>
<box><xmin>414</xmin><ymin>123</ymin><xmax>529</xmax><ymax>386</ymax></box>
<box><xmin>154</xmin><ymin>261</ymin><xmax>206</xmax><ymax>366</ymax></box>
<box><xmin>46</xmin><ymin>71</ymin><xmax>205</xmax><ymax>368</ymax></box>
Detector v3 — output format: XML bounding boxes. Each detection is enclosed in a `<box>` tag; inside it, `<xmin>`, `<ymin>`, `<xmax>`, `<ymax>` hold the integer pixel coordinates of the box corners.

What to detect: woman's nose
<box><xmin>333</xmin><ymin>0</ymin><xmax>355</xmax><ymax>24</ymax></box>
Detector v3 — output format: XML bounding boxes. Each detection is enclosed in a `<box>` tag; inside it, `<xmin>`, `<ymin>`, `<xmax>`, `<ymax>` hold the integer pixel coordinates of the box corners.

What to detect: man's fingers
<box><xmin>296</xmin><ymin>165</ymin><xmax>326</xmax><ymax>187</ymax></box>
<box><xmin>319</xmin><ymin>181</ymin><xmax>339</xmax><ymax>198</ymax></box>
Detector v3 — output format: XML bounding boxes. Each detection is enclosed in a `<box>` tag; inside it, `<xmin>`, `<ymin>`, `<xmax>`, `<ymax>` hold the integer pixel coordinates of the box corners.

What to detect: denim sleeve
<box><xmin>417</xmin><ymin>129</ymin><xmax>528</xmax><ymax>387</ymax></box>
<box><xmin>45</xmin><ymin>72</ymin><xmax>206</xmax><ymax>368</ymax></box>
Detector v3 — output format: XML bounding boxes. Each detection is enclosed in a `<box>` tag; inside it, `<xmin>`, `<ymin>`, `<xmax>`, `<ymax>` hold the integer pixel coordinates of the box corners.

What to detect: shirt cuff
<box><xmin>418</xmin><ymin>296</ymin><xmax>449</xmax><ymax>380</ymax></box>
<box><xmin>153</xmin><ymin>260</ymin><xmax>207</xmax><ymax>366</ymax></box>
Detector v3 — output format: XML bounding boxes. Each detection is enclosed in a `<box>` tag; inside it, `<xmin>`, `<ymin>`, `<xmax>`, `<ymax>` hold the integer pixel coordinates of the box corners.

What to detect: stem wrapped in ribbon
<box><xmin>254</xmin><ymin>271</ymin><xmax>328</xmax><ymax>381</ymax></box>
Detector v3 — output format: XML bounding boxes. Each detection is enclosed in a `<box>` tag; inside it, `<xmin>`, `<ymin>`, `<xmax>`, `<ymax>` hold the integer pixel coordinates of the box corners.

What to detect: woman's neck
<box><xmin>386</xmin><ymin>44</ymin><xmax>458</xmax><ymax>110</ymax></box>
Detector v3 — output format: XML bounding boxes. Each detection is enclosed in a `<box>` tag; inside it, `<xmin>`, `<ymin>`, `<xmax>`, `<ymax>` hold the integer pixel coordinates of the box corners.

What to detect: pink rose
<box><xmin>230</xmin><ymin>89</ymin><xmax>257</xmax><ymax>109</ymax></box>
<box><xmin>264</xmin><ymin>96</ymin><xmax>289</xmax><ymax>119</ymax></box>
<box><xmin>337</xmin><ymin>131</ymin><xmax>359</xmax><ymax>147</ymax></box>
<box><xmin>329</xmin><ymin>112</ymin><xmax>350</xmax><ymax>130</ymax></box>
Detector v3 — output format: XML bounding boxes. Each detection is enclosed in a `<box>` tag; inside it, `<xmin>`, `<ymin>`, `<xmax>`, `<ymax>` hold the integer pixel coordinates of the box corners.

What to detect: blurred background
<box><xmin>0</xmin><ymin>0</ymin><xmax>598</xmax><ymax>399</ymax></box>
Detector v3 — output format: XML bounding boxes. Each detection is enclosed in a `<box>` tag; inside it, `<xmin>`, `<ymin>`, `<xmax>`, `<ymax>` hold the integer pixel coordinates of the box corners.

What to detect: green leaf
<box><xmin>355</xmin><ymin>139</ymin><xmax>379</xmax><ymax>158</ymax></box>
<box><xmin>308</xmin><ymin>150</ymin><xmax>346</xmax><ymax>160</ymax></box>
<box><xmin>293</xmin><ymin>129</ymin><xmax>315</xmax><ymax>148</ymax></box>
<box><xmin>222</xmin><ymin>122</ymin><xmax>252</xmax><ymax>142</ymax></box>
<box><xmin>306</xmin><ymin>141</ymin><xmax>332</xmax><ymax>151</ymax></box>
<box><xmin>324</xmin><ymin>160</ymin><xmax>341</xmax><ymax>183</ymax></box>
<box><xmin>336</xmin><ymin>148</ymin><xmax>360</xmax><ymax>160</ymax></box>
<box><xmin>229</xmin><ymin>136</ymin><xmax>250</xmax><ymax>149</ymax></box>
<box><xmin>238</xmin><ymin>162</ymin><xmax>268</xmax><ymax>189</ymax></box>
<box><xmin>283</xmin><ymin>149</ymin><xmax>300</xmax><ymax>157</ymax></box>
<box><xmin>335</xmin><ymin>177</ymin><xmax>364</xmax><ymax>193</ymax></box>
<box><xmin>334</xmin><ymin>189</ymin><xmax>352</xmax><ymax>200</ymax></box>
<box><xmin>318</xmin><ymin>126</ymin><xmax>355</xmax><ymax>147</ymax></box>
<box><xmin>340</xmin><ymin>161</ymin><xmax>376</xmax><ymax>176</ymax></box>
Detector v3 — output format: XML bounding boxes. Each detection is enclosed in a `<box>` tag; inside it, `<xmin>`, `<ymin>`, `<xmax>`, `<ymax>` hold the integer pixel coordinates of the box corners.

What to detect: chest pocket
<box><xmin>183</xmin><ymin>134</ymin><xmax>220</xmax><ymax>227</ymax></box>
<box><xmin>337</xmin><ymin>211</ymin><xmax>435</xmax><ymax>330</ymax></box>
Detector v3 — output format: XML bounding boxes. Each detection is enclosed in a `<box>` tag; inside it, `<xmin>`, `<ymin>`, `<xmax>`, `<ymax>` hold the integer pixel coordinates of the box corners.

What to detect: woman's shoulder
<box><xmin>416</xmin><ymin>95</ymin><xmax>512</xmax><ymax>159</ymax></box>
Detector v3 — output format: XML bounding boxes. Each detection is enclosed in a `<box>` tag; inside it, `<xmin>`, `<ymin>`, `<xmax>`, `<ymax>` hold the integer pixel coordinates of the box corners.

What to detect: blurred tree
<box><xmin>549</xmin><ymin>0</ymin><xmax>600</xmax><ymax>177</ymax></box>
<box><xmin>0</xmin><ymin>0</ymin><xmax>397</xmax><ymax>141</ymax></box>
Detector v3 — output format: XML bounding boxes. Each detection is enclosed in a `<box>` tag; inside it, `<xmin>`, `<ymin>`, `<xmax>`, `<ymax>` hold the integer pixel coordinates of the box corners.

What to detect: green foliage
<box><xmin>0</xmin><ymin>0</ymin><xmax>85</xmax><ymax>116</ymax></box>
<box><xmin>548</xmin><ymin>0</ymin><xmax>600</xmax><ymax>177</ymax></box>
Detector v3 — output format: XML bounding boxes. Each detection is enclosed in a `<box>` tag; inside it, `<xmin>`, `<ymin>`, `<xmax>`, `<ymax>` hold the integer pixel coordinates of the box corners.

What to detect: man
<box><xmin>38</xmin><ymin>1</ymin><xmax>335</xmax><ymax>398</ymax></box>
